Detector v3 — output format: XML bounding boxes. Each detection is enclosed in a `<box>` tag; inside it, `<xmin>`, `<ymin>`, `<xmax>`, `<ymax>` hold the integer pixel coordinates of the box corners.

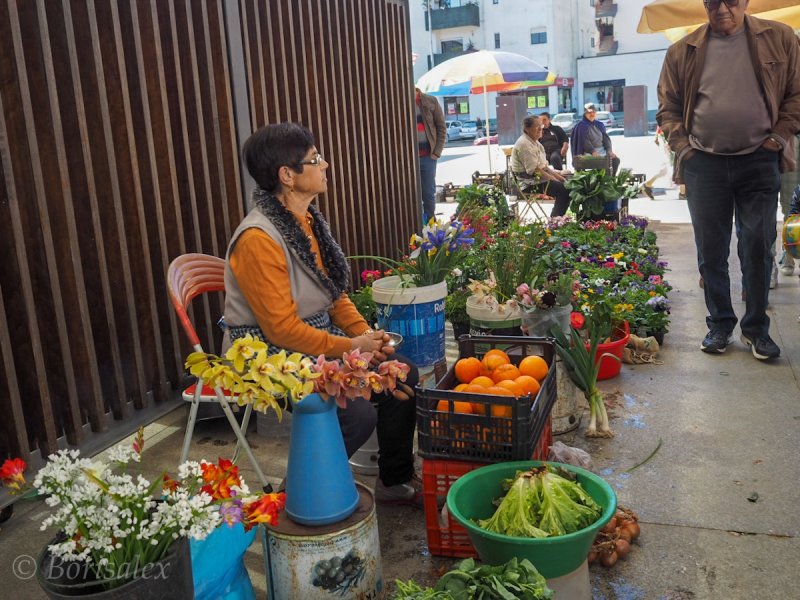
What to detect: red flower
<box><xmin>0</xmin><ymin>458</ymin><xmax>26</xmax><ymax>491</ymax></box>
<box><xmin>242</xmin><ymin>492</ymin><xmax>286</xmax><ymax>531</ymax></box>
<box><xmin>200</xmin><ymin>458</ymin><xmax>241</xmax><ymax>500</ymax></box>
<box><xmin>570</xmin><ymin>312</ymin><xmax>586</xmax><ymax>330</ymax></box>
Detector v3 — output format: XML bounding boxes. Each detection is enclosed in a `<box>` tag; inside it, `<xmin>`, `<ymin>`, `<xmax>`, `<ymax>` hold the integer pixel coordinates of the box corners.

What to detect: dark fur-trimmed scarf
<box><xmin>252</xmin><ymin>188</ymin><xmax>350</xmax><ymax>301</ymax></box>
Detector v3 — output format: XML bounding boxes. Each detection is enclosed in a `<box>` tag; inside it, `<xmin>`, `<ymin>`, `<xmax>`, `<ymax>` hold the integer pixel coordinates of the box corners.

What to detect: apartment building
<box><xmin>409</xmin><ymin>0</ymin><xmax>670</xmax><ymax>122</ymax></box>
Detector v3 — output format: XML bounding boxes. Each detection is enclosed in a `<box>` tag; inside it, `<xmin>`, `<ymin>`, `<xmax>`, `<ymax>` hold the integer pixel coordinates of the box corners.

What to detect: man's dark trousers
<box><xmin>684</xmin><ymin>148</ymin><xmax>780</xmax><ymax>338</ymax></box>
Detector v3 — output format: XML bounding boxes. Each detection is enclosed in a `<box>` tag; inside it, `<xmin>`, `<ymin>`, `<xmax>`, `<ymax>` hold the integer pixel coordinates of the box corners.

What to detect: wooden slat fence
<box><xmin>0</xmin><ymin>0</ymin><xmax>418</xmax><ymax>471</ymax></box>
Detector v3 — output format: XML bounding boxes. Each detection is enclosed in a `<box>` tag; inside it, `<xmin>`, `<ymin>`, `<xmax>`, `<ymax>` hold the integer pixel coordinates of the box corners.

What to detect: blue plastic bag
<box><xmin>191</xmin><ymin>523</ymin><xmax>257</xmax><ymax>600</ymax></box>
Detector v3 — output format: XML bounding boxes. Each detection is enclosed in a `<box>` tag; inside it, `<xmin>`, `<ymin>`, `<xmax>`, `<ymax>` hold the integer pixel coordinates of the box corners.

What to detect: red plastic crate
<box><xmin>422</xmin><ymin>416</ymin><xmax>553</xmax><ymax>558</ymax></box>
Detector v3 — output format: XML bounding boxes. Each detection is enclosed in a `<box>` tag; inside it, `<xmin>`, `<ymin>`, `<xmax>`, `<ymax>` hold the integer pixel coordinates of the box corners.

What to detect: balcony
<box><xmin>425</xmin><ymin>4</ymin><xmax>480</xmax><ymax>31</ymax></box>
<box><xmin>433</xmin><ymin>50</ymin><xmax>469</xmax><ymax>66</ymax></box>
<box><xmin>594</xmin><ymin>0</ymin><xmax>618</xmax><ymax>19</ymax></box>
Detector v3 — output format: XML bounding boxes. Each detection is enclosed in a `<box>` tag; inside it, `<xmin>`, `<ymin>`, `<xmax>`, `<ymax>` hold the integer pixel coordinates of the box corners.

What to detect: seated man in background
<box><xmin>571</xmin><ymin>103</ymin><xmax>620</xmax><ymax>174</ymax></box>
<box><xmin>539</xmin><ymin>112</ymin><xmax>569</xmax><ymax>170</ymax></box>
<box><xmin>510</xmin><ymin>114</ymin><xmax>570</xmax><ymax>217</ymax></box>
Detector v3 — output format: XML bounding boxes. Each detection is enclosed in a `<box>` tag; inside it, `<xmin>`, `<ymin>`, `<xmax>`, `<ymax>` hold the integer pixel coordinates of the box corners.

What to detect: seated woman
<box><xmin>570</xmin><ymin>103</ymin><xmax>620</xmax><ymax>174</ymax></box>
<box><xmin>222</xmin><ymin>123</ymin><xmax>420</xmax><ymax>505</ymax></box>
<box><xmin>510</xmin><ymin>115</ymin><xmax>571</xmax><ymax>217</ymax></box>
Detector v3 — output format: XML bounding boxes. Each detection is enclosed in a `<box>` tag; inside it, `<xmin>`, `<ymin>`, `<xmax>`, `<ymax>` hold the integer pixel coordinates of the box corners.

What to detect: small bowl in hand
<box><xmin>384</xmin><ymin>332</ymin><xmax>403</xmax><ymax>348</ymax></box>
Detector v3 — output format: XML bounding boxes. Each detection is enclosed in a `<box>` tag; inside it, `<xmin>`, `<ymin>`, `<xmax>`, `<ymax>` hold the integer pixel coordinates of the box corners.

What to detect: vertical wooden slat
<box><xmin>38</xmin><ymin>0</ymin><xmax>108</xmax><ymax>433</ymax></box>
<box><xmin>8</xmin><ymin>0</ymin><xmax>83</xmax><ymax>444</ymax></box>
<box><xmin>62</xmin><ymin>0</ymin><xmax>129</xmax><ymax>419</ymax></box>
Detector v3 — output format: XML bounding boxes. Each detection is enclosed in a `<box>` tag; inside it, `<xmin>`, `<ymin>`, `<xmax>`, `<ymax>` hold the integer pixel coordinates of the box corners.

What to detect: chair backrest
<box><xmin>167</xmin><ymin>253</ymin><xmax>225</xmax><ymax>349</ymax></box>
<box><xmin>573</xmin><ymin>155</ymin><xmax>613</xmax><ymax>172</ymax></box>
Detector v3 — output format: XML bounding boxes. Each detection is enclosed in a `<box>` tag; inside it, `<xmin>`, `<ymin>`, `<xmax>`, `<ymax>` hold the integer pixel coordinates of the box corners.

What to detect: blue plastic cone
<box><xmin>284</xmin><ymin>393</ymin><xmax>359</xmax><ymax>526</ymax></box>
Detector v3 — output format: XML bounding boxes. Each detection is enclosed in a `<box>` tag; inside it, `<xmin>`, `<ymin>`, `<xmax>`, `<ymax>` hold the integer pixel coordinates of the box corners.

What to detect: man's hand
<box><xmin>392</xmin><ymin>382</ymin><xmax>415</xmax><ymax>401</ymax></box>
<box><xmin>762</xmin><ymin>138</ymin><xmax>782</xmax><ymax>152</ymax></box>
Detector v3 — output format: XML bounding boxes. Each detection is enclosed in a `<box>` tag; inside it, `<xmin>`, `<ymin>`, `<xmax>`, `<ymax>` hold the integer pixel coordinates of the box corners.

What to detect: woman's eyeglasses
<box><xmin>299</xmin><ymin>153</ymin><xmax>325</xmax><ymax>166</ymax></box>
<box><xmin>704</xmin><ymin>0</ymin><xmax>739</xmax><ymax>10</ymax></box>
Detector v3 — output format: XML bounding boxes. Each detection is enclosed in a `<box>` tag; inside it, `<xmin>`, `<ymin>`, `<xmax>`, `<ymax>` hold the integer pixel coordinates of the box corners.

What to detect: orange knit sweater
<box><xmin>229</xmin><ymin>214</ymin><xmax>369</xmax><ymax>357</ymax></box>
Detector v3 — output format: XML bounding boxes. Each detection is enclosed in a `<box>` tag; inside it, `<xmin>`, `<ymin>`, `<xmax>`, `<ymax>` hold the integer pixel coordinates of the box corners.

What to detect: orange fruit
<box><xmin>481</xmin><ymin>353</ymin><xmax>508</xmax><ymax>375</ymax></box>
<box><xmin>455</xmin><ymin>357</ymin><xmax>482</xmax><ymax>383</ymax></box>
<box><xmin>469</xmin><ymin>375</ymin><xmax>495</xmax><ymax>388</ymax></box>
<box><xmin>436</xmin><ymin>399</ymin><xmax>473</xmax><ymax>413</ymax></box>
<box><xmin>514</xmin><ymin>375</ymin><xmax>541</xmax><ymax>397</ymax></box>
<box><xmin>471</xmin><ymin>402</ymin><xmax>487</xmax><ymax>415</ymax></box>
<box><xmin>485</xmin><ymin>386</ymin><xmax>514</xmax><ymax>396</ymax></box>
<box><xmin>496</xmin><ymin>379</ymin><xmax>524</xmax><ymax>396</ymax></box>
<box><xmin>491</xmin><ymin>363</ymin><xmax>521</xmax><ymax>384</ymax></box>
<box><xmin>484</xmin><ymin>348</ymin><xmax>510</xmax><ymax>363</ymax></box>
<box><xmin>465</xmin><ymin>384</ymin><xmax>489</xmax><ymax>394</ymax></box>
<box><xmin>519</xmin><ymin>355</ymin><xmax>549</xmax><ymax>381</ymax></box>
<box><xmin>453</xmin><ymin>383</ymin><xmax>469</xmax><ymax>392</ymax></box>
<box><xmin>491</xmin><ymin>405</ymin><xmax>513</xmax><ymax>418</ymax></box>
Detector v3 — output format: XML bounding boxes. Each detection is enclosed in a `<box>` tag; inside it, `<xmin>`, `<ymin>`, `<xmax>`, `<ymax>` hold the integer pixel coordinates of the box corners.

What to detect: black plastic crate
<box><xmin>416</xmin><ymin>336</ymin><xmax>556</xmax><ymax>463</ymax></box>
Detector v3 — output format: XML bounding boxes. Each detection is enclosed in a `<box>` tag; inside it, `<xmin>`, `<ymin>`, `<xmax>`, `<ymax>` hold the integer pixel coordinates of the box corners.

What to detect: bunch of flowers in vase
<box><xmin>1</xmin><ymin>428</ymin><xmax>286</xmax><ymax>592</ymax></box>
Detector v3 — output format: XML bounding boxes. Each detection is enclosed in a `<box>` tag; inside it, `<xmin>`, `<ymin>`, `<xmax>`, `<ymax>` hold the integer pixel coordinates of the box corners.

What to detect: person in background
<box><xmin>657</xmin><ymin>0</ymin><xmax>800</xmax><ymax>360</ymax></box>
<box><xmin>510</xmin><ymin>114</ymin><xmax>571</xmax><ymax>217</ymax></box>
<box><xmin>415</xmin><ymin>87</ymin><xmax>446</xmax><ymax>223</ymax></box>
<box><xmin>539</xmin><ymin>112</ymin><xmax>569</xmax><ymax>170</ymax></box>
<box><xmin>570</xmin><ymin>103</ymin><xmax>620</xmax><ymax>174</ymax></box>
<box><xmin>778</xmin><ymin>136</ymin><xmax>800</xmax><ymax>276</ymax></box>
<box><xmin>222</xmin><ymin>123</ymin><xmax>421</xmax><ymax>505</ymax></box>
<box><xmin>475</xmin><ymin>116</ymin><xmax>484</xmax><ymax>137</ymax></box>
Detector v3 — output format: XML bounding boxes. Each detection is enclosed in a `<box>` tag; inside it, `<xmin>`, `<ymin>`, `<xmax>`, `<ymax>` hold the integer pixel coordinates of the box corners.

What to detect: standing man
<box><xmin>570</xmin><ymin>103</ymin><xmax>620</xmax><ymax>174</ymax></box>
<box><xmin>657</xmin><ymin>0</ymin><xmax>800</xmax><ymax>360</ymax></box>
<box><xmin>539</xmin><ymin>112</ymin><xmax>569</xmax><ymax>170</ymax></box>
<box><xmin>415</xmin><ymin>87</ymin><xmax>446</xmax><ymax>223</ymax></box>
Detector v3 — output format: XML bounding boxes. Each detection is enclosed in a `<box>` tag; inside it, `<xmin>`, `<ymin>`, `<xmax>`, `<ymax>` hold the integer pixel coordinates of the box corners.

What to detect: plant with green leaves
<box><xmin>565</xmin><ymin>169</ymin><xmax>640</xmax><ymax>221</ymax></box>
<box><xmin>551</xmin><ymin>320</ymin><xmax>618</xmax><ymax>438</ymax></box>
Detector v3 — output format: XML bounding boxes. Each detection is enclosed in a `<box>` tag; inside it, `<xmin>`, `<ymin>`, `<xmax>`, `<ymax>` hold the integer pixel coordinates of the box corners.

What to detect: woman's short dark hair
<box><xmin>242</xmin><ymin>123</ymin><xmax>315</xmax><ymax>193</ymax></box>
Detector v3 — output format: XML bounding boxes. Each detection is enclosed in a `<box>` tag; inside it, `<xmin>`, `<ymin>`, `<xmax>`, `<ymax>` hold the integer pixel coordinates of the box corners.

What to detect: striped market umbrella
<box><xmin>416</xmin><ymin>50</ymin><xmax>556</xmax><ymax>171</ymax></box>
<box><xmin>416</xmin><ymin>50</ymin><xmax>556</xmax><ymax>96</ymax></box>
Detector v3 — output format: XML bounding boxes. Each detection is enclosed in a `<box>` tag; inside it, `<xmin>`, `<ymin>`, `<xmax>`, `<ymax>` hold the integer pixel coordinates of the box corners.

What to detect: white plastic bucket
<box><xmin>371</xmin><ymin>276</ymin><xmax>447</xmax><ymax>368</ymax></box>
<box><xmin>465</xmin><ymin>295</ymin><xmax>521</xmax><ymax>336</ymax></box>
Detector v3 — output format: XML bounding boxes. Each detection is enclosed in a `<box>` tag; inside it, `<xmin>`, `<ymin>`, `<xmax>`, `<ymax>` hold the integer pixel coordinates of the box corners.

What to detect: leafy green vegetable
<box><xmin>477</xmin><ymin>466</ymin><xmax>602</xmax><ymax>538</ymax></box>
<box><xmin>393</xmin><ymin>557</ymin><xmax>553</xmax><ymax>600</ymax></box>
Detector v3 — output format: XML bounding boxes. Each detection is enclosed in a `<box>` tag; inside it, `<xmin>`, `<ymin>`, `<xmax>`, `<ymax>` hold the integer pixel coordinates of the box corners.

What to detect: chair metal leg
<box><xmin>179</xmin><ymin>385</ymin><xmax>203</xmax><ymax>465</ymax></box>
<box><xmin>233</xmin><ymin>403</ymin><xmax>254</xmax><ymax>463</ymax></box>
<box><xmin>215</xmin><ymin>388</ymin><xmax>270</xmax><ymax>490</ymax></box>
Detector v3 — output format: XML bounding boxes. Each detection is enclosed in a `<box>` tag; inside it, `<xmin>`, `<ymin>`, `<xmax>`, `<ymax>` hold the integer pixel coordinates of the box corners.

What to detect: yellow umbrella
<box><xmin>637</xmin><ymin>0</ymin><xmax>799</xmax><ymax>34</ymax></box>
<box><xmin>661</xmin><ymin>5</ymin><xmax>800</xmax><ymax>40</ymax></box>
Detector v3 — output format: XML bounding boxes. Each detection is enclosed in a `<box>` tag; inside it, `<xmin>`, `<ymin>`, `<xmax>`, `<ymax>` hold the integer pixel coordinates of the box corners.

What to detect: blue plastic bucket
<box><xmin>371</xmin><ymin>276</ymin><xmax>447</xmax><ymax>368</ymax></box>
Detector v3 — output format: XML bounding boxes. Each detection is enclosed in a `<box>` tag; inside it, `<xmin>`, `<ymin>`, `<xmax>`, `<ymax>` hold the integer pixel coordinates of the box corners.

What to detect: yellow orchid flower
<box><xmin>225</xmin><ymin>334</ymin><xmax>267</xmax><ymax>372</ymax></box>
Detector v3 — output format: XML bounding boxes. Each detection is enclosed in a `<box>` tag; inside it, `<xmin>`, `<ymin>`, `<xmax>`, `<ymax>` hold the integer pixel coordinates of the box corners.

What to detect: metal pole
<box><xmin>483</xmin><ymin>81</ymin><xmax>492</xmax><ymax>172</ymax></box>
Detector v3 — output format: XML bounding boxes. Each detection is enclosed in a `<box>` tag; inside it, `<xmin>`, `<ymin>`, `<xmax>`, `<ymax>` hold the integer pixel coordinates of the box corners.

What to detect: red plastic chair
<box><xmin>167</xmin><ymin>253</ymin><xmax>269</xmax><ymax>489</ymax></box>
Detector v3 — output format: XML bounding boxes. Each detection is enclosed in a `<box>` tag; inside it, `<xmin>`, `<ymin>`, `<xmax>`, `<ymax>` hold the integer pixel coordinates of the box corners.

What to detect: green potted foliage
<box><xmin>565</xmin><ymin>170</ymin><xmax>639</xmax><ymax>221</ymax></box>
<box><xmin>445</xmin><ymin>288</ymin><xmax>471</xmax><ymax>339</ymax></box>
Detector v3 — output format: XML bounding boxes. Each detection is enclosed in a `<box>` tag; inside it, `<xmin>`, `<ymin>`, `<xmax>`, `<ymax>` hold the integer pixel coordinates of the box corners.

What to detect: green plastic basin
<box><xmin>446</xmin><ymin>460</ymin><xmax>617</xmax><ymax>578</ymax></box>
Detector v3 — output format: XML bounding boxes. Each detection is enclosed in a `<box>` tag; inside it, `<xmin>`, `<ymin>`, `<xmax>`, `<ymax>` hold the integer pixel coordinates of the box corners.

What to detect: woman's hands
<box><xmin>350</xmin><ymin>329</ymin><xmax>396</xmax><ymax>364</ymax></box>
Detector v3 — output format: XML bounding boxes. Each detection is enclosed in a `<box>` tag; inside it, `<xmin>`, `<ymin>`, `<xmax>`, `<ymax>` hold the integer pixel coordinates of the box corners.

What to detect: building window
<box><xmin>493</xmin><ymin>0</ymin><xmax>499</xmax><ymax>4</ymax></box>
<box><xmin>444</xmin><ymin>96</ymin><xmax>470</xmax><ymax>118</ymax></box>
<box><xmin>530</xmin><ymin>29</ymin><xmax>547</xmax><ymax>45</ymax></box>
<box><xmin>441</xmin><ymin>39</ymin><xmax>464</xmax><ymax>53</ymax></box>
<box><xmin>494</xmin><ymin>33</ymin><xmax>500</xmax><ymax>49</ymax></box>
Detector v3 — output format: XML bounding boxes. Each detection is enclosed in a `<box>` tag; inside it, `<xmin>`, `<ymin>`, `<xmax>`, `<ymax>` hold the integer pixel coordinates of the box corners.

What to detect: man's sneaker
<box><xmin>740</xmin><ymin>334</ymin><xmax>780</xmax><ymax>360</ymax></box>
<box><xmin>700</xmin><ymin>330</ymin><xmax>733</xmax><ymax>353</ymax></box>
<box><xmin>769</xmin><ymin>262</ymin><xmax>778</xmax><ymax>289</ymax></box>
<box><xmin>780</xmin><ymin>252</ymin><xmax>795</xmax><ymax>276</ymax></box>
<box><xmin>375</xmin><ymin>478</ymin><xmax>423</xmax><ymax>507</ymax></box>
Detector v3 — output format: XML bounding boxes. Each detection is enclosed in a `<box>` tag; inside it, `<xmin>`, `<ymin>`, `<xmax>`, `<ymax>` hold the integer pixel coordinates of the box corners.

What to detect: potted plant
<box><xmin>565</xmin><ymin>169</ymin><xmax>639</xmax><ymax>222</ymax></box>
<box><xmin>350</xmin><ymin>269</ymin><xmax>382</xmax><ymax>326</ymax></box>
<box><xmin>2</xmin><ymin>431</ymin><xmax>287</xmax><ymax>599</ymax></box>
<box><xmin>445</xmin><ymin>288</ymin><xmax>471</xmax><ymax>339</ymax></box>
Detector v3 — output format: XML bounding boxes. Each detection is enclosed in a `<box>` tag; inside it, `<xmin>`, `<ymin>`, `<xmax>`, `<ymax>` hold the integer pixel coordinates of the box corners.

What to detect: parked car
<box><xmin>458</xmin><ymin>120</ymin><xmax>479</xmax><ymax>139</ymax></box>
<box><xmin>552</xmin><ymin>113</ymin><xmax>577</xmax><ymax>134</ymax></box>
<box><xmin>446</xmin><ymin>121</ymin><xmax>463</xmax><ymax>141</ymax></box>
<box><xmin>595</xmin><ymin>111</ymin><xmax>617</xmax><ymax>128</ymax></box>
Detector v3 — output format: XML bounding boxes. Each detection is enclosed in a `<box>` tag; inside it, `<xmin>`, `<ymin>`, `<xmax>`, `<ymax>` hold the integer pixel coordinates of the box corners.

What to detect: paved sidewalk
<box><xmin>1</xmin><ymin>136</ymin><xmax>799</xmax><ymax>598</ymax></box>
